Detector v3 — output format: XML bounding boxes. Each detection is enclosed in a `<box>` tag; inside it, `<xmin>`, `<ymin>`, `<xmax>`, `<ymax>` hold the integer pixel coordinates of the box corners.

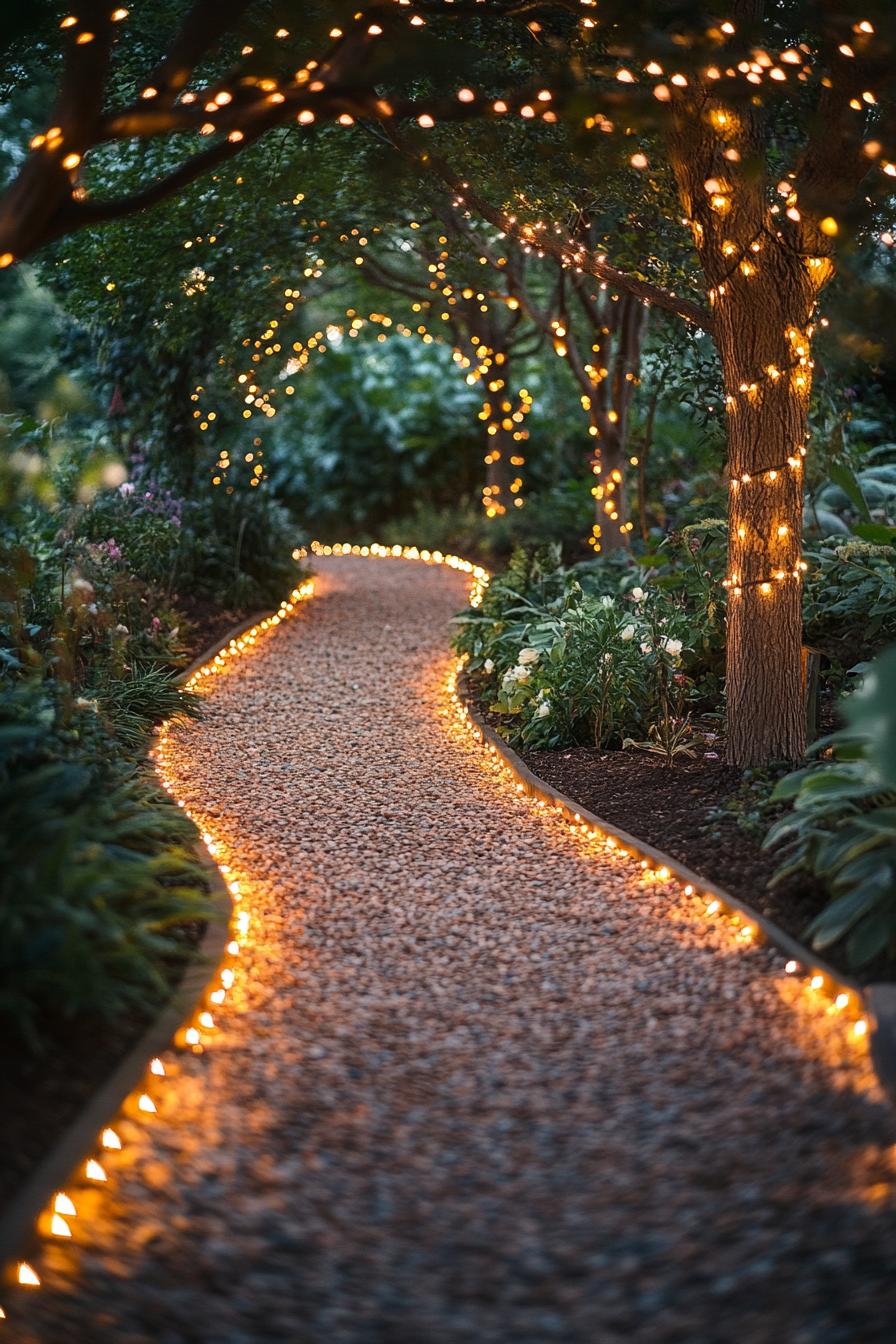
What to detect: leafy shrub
<box><xmin>177</xmin><ymin>478</ymin><xmax>302</xmax><ymax>609</ymax></box>
<box><xmin>455</xmin><ymin>547</ymin><xmax>697</xmax><ymax>754</ymax></box>
<box><xmin>764</xmin><ymin>646</ymin><xmax>896</xmax><ymax>968</ymax></box>
<box><xmin>93</xmin><ymin>664</ymin><xmax>200</xmax><ymax>749</ymax></box>
<box><xmin>0</xmin><ymin>681</ymin><xmax>211</xmax><ymax>1047</ymax></box>
<box><xmin>802</xmin><ymin>537</ymin><xmax>896</xmax><ymax>664</ymax></box>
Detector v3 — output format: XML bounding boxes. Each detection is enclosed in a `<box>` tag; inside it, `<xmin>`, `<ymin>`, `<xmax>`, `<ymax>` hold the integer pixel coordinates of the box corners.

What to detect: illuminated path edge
<box><xmin>457</xmin><ymin>675</ymin><xmax>896</xmax><ymax>1103</ymax></box>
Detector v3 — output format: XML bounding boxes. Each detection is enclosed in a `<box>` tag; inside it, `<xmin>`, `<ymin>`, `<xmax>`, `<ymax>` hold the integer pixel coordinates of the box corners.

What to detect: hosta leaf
<box><xmin>846</xmin><ymin>911</ymin><xmax>896</xmax><ymax>968</ymax></box>
<box><xmin>808</xmin><ymin>883</ymin><xmax>889</xmax><ymax>949</ymax></box>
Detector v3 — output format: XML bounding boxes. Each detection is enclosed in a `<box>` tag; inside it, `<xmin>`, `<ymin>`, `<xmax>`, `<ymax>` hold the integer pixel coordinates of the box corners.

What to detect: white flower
<box><xmin>518</xmin><ymin>647</ymin><xmax>540</xmax><ymax>665</ymax></box>
<box><xmin>114</xmin><ymin>624</ymin><xmax>129</xmax><ymax>636</ymax></box>
<box><xmin>632</xmin><ymin>586</ymin><xmax>645</xmax><ymax>602</ymax></box>
<box><xmin>502</xmin><ymin>667</ymin><xmax>517</xmax><ymax>687</ymax></box>
<box><xmin>600</xmin><ymin>595</ymin><xmax>614</xmax><ymax>608</ymax></box>
<box><xmin>483</xmin><ymin>658</ymin><xmax>494</xmax><ymax>673</ymax></box>
<box><xmin>640</xmin><ymin>641</ymin><xmax>652</xmax><ymax>655</ymax></box>
<box><xmin>620</xmin><ymin>624</ymin><xmax>636</xmax><ymax>642</ymax></box>
<box><xmin>74</xmin><ymin>697</ymin><xmax>98</xmax><ymax>711</ymax></box>
<box><xmin>118</xmin><ymin>481</ymin><xmax>135</xmax><ymax>497</ymax></box>
<box><xmin>662</xmin><ymin>637</ymin><xmax>683</xmax><ymax>657</ymax></box>
<box><xmin>71</xmin><ymin>577</ymin><xmax>94</xmax><ymax>597</ymax></box>
<box><xmin>513</xmin><ymin>665</ymin><xmax>531</xmax><ymax>684</ymax></box>
<box><xmin>535</xmin><ymin>700</ymin><xmax>551</xmax><ymax>718</ymax></box>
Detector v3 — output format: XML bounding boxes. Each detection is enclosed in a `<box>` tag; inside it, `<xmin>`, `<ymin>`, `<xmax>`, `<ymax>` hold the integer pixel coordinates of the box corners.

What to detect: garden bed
<box><xmin>0</xmin><ymin>614</ymin><xmax>231</xmax><ymax>1207</ymax></box>
<box><xmin>0</xmin><ymin>944</ymin><xmax>200</xmax><ymax>1205</ymax></box>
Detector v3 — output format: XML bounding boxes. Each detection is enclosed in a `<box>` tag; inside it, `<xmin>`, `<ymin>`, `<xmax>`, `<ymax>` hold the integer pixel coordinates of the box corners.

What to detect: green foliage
<box><xmin>0</xmin><ymin>415</ymin><xmax>300</xmax><ymax>1053</ymax></box>
<box><xmin>764</xmin><ymin>647</ymin><xmax>896</xmax><ymax>969</ymax></box>
<box><xmin>268</xmin><ymin>337</ymin><xmax>483</xmax><ymax>530</ymax></box>
<box><xmin>802</xmin><ymin>536</ymin><xmax>896</xmax><ymax>664</ymax></box>
<box><xmin>455</xmin><ymin>547</ymin><xmax>697</xmax><ymax>753</ymax></box>
<box><xmin>0</xmin><ymin>679</ymin><xmax>211</xmax><ymax>1048</ymax></box>
<box><xmin>578</xmin><ymin>518</ymin><xmax>727</xmax><ymax>693</ymax></box>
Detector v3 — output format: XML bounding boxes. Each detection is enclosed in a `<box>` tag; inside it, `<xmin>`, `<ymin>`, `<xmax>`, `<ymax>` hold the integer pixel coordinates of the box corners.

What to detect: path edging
<box><xmin>459</xmin><ymin>683</ymin><xmax>896</xmax><ymax>1102</ymax></box>
<box><xmin>0</xmin><ymin>617</ymin><xmax>278</xmax><ymax>1280</ymax></box>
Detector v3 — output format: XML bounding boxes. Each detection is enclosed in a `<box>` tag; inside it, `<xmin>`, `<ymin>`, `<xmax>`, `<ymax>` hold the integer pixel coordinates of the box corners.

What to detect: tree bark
<box><xmin>481</xmin><ymin>350</ymin><xmax>525</xmax><ymax>516</ymax></box>
<box><xmin>589</xmin><ymin>418</ymin><xmax>629</xmax><ymax>552</ymax></box>
<box><xmin>715</xmin><ymin>255</ymin><xmax>819</xmax><ymax>764</ymax></box>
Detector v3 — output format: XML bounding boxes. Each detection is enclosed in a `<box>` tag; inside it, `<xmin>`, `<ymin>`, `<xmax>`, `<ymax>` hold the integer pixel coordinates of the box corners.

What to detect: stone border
<box><xmin>0</xmin><ymin>617</ymin><xmax>273</xmax><ymax>1279</ymax></box>
<box><xmin>459</xmin><ymin>686</ymin><xmax>895</xmax><ymax>1102</ymax></box>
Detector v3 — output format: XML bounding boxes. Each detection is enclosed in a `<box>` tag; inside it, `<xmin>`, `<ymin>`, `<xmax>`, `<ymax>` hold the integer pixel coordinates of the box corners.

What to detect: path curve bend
<box><xmin>20</xmin><ymin>556</ymin><xmax>896</xmax><ymax>1343</ymax></box>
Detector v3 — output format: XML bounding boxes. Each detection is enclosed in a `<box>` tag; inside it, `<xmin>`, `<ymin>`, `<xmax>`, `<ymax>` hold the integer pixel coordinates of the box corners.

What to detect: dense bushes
<box><xmin>0</xmin><ymin>416</ymin><xmax>306</xmax><ymax>1049</ymax></box>
<box><xmin>802</xmin><ymin>537</ymin><xmax>896</xmax><ymax>666</ymax></box>
<box><xmin>456</xmin><ymin>528</ymin><xmax>895</xmax><ymax>762</ymax></box>
<box><xmin>765</xmin><ymin>647</ymin><xmax>896</xmax><ymax>969</ymax></box>
<box><xmin>0</xmin><ymin>680</ymin><xmax>209</xmax><ymax>1047</ymax></box>
<box><xmin>453</xmin><ymin>546</ymin><xmax>707</xmax><ymax>762</ymax></box>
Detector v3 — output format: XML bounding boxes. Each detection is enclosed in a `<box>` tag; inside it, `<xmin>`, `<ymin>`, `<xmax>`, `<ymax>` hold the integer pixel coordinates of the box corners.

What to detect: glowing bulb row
<box><xmin>308</xmin><ymin>540</ymin><xmax>489</xmax><ymax>608</ymax></box>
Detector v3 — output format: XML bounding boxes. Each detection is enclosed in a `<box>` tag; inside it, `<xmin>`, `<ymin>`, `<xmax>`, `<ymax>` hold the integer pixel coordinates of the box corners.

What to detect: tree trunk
<box><xmin>636</xmin><ymin>385</ymin><xmax>660</xmax><ymax>543</ymax></box>
<box><xmin>664</xmin><ymin>79</ymin><xmax>835</xmax><ymax>768</ymax></box>
<box><xmin>715</xmin><ymin>256</ymin><xmax>819</xmax><ymax>765</ymax></box>
<box><xmin>480</xmin><ymin>349</ymin><xmax>526</xmax><ymax>517</ymax></box>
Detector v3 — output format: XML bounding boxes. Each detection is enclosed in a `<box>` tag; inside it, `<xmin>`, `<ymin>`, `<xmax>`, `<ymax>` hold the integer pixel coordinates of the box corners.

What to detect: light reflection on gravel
<box><xmin>19</xmin><ymin>557</ymin><xmax>896</xmax><ymax>1344</ymax></box>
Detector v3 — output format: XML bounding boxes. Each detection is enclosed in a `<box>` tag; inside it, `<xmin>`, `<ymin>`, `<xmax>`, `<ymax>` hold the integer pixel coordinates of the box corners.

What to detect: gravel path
<box><xmin>18</xmin><ymin>556</ymin><xmax>896</xmax><ymax>1343</ymax></box>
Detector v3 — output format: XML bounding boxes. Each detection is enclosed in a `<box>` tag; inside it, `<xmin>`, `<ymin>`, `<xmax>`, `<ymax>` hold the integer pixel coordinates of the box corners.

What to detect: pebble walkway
<box><xmin>18</xmin><ymin>556</ymin><xmax>896</xmax><ymax>1343</ymax></box>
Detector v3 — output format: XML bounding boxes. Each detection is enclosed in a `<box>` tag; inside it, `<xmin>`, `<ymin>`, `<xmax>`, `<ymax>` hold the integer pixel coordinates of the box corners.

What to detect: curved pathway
<box><xmin>21</xmin><ymin>557</ymin><xmax>896</xmax><ymax>1342</ymax></box>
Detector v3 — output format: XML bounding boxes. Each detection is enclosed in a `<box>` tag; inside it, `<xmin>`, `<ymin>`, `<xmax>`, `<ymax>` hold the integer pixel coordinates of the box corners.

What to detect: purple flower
<box><xmin>119</xmin><ymin>482</ymin><xmax>134</xmax><ymax>497</ymax></box>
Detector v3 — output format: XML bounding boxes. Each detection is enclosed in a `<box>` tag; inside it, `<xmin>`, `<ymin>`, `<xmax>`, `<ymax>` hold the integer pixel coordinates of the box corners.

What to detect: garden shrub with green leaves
<box><xmin>454</xmin><ymin>546</ymin><xmax>698</xmax><ymax>759</ymax></box>
<box><xmin>802</xmin><ymin>536</ymin><xmax>896</xmax><ymax>665</ymax></box>
<box><xmin>764</xmin><ymin>645</ymin><xmax>896</xmax><ymax>970</ymax></box>
<box><xmin>0</xmin><ymin>415</ymin><xmax>305</xmax><ymax>1051</ymax></box>
<box><xmin>0</xmin><ymin>680</ymin><xmax>210</xmax><ymax>1048</ymax></box>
